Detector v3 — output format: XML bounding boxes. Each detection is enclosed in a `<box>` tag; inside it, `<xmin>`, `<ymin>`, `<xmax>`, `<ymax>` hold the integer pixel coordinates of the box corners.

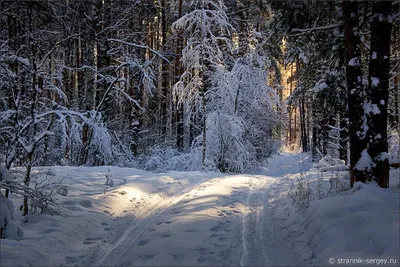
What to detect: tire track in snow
<box><xmin>240</xmin><ymin>178</ymin><xmax>269</xmax><ymax>267</ymax></box>
<box><xmin>261</xmin><ymin>179</ymin><xmax>303</xmax><ymax>266</ymax></box>
<box><xmin>240</xmin><ymin>184</ymin><xmax>251</xmax><ymax>266</ymax></box>
<box><xmin>242</xmin><ymin>176</ymin><xmax>302</xmax><ymax>267</ymax></box>
<box><xmin>93</xmin><ymin>179</ymin><xmax>206</xmax><ymax>266</ymax></box>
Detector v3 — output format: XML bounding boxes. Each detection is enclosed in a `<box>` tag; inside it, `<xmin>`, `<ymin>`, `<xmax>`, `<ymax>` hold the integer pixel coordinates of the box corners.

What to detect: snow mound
<box><xmin>299</xmin><ymin>179</ymin><xmax>399</xmax><ymax>266</ymax></box>
<box><xmin>0</xmin><ymin>192</ymin><xmax>23</xmax><ymax>240</ymax></box>
<box><xmin>270</xmin><ymin>166</ymin><xmax>400</xmax><ymax>267</ymax></box>
<box><xmin>311</xmin><ymin>155</ymin><xmax>348</xmax><ymax>172</ymax></box>
<box><xmin>258</xmin><ymin>153</ymin><xmax>313</xmax><ymax>176</ymax></box>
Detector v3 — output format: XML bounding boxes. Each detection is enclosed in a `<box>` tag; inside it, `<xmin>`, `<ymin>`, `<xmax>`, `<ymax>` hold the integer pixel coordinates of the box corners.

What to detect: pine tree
<box><xmin>367</xmin><ymin>1</ymin><xmax>393</xmax><ymax>188</ymax></box>
<box><xmin>343</xmin><ymin>1</ymin><xmax>368</xmax><ymax>186</ymax></box>
<box><xmin>172</xmin><ymin>0</ymin><xmax>233</xmax><ymax>168</ymax></box>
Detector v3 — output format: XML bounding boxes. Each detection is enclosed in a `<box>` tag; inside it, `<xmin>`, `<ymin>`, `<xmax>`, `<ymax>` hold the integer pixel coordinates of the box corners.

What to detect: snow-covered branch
<box><xmin>290</xmin><ymin>23</ymin><xmax>341</xmax><ymax>35</ymax></box>
<box><xmin>108</xmin><ymin>38</ymin><xmax>170</xmax><ymax>64</ymax></box>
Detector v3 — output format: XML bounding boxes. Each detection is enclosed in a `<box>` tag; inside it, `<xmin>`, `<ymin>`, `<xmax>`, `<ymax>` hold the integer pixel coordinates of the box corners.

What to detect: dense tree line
<box><xmin>268</xmin><ymin>1</ymin><xmax>399</xmax><ymax>188</ymax></box>
<box><xmin>0</xmin><ymin>0</ymin><xmax>399</xmax><ymax>224</ymax></box>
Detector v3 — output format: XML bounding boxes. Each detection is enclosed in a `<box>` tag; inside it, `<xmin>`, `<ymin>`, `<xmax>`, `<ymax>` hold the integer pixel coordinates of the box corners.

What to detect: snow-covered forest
<box><xmin>0</xmin><ymin>0</ymin><xmax>399</xmax><ymax>266</ymax></box>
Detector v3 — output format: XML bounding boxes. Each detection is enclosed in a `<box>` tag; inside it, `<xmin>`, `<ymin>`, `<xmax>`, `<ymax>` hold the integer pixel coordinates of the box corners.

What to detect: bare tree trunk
<box><xmin>339</xmin><ymin>115</ymin><xmax>348</xmax><ymax>163</ymax></box>
<box><xmin>23</xmin><ymin>153</ymin><xmax>33</xmax><ymax>216</ymax></box>
<box><xmin>367</xmin><ymin>1</ymin><xmax>392</xmax><ymax>188</ymax></box>
<box><xmin>23</xmin><ymin>3</ymin><xmax>37</xmax><ymax>217</ymax></box>
<box><xmin>294</xmin><ymin>106</ymin><xmax>297</xmax><ymax>146</ymax></box>
<box><xmin>300</xmin><ymin>97</ymin><xmax>308</xmax><ymax>152</ymax></box>
<box><xmin>391</xmin><ymin>7</ymin><xmax>400</xmax><ymax>170</ymax></box>
<box><xmin>288</xmin><ymin>64</ymin><xmax>293</xmax><ymax>146</ymax></box>
<box><xmin>175</xmin><ymin>0</ymin><xmax>184</xmax><ymax>150</ymax></box>
<box><xmin>305</xmin><ymin>96</ymin><xmax>310</xmax><ymax>152</ymax></box>
<box><xmin>202</xmin><ymin>89</ymin><xmax>207</xmax><ymax>169</ymax></box>
<box><xmin>160</xmin><ymin>0</ymin><xmax>169</xmax><ymax>137</ymax></box>
<box><xmin>343</xmin><ymin>1</ymin><xmax>367</xmax><ymax>186</ymax></box>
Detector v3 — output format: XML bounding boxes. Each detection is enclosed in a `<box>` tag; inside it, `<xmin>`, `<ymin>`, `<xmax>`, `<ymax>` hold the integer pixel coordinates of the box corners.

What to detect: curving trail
<box><xmin>76</xmin><ymin>174</ymin><xmax>299</xmax><ymax>266</ymax></box>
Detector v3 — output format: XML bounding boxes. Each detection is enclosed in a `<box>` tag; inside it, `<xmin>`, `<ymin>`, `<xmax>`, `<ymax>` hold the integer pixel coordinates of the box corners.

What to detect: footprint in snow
<box><xmin>171</xmin><ymin>253</ymin><xmax>185</xmax><ymax>262</ymax></box>
<box><xmin>160</xmin><ymin>233</ymin><xmax>171</xmax><ymax>238</ymax></box>
<box><xmin>121</xmin><ymin>260</ymin><xmax>134</xmax><ymax>266</ymax></box>
<box><xmin>83</xmin><ymin>237</ymin><xmax>102</xmax><ymax>245</ymax></box>
<box><xmin>184</xmin><ymin>229</ymin><xmax>197</xmax><ymax>233</ymax></box>
<box><xmin>138</xmin><ymin>240</ymin><xmax>148</xmax><ymax>246</ymax></box>
<box><xmin>138</xmin><ymin>254</ymin><xmax>156</xmax><ymax>260</ymax></box>
<box><xmin>103</xmin><ymin>210</ymin><xmax>114</xmax><ymax>216</ymax></box>
<box><xmin>210</xmin><ymin>223</ymin><xmax>225</xmax><ymax>232</ymax></box>
<box><xmin>65</xmin><ymin>256</ymin><xmax>77</xmax><ymax>264</ymax></box>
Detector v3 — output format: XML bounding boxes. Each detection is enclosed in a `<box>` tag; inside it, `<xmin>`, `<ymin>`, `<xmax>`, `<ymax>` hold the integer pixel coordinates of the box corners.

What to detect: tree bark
<box><xmin>367</xmin><ymin>1</ymin><xmax>392</xmax><ymax>188</ymax></box>
<box><xmin>343</xmin><ymin>1</ymin><xmax>367</xmax><ymax>186</ymax></box>
<box><xmin>160</xmin><ymin>0</ymin><xmax>169</xmax><ymax>137</ymax></box>
<box><xmin>175</xmin><ymin>0</ymin><xmax>184</xmax><ymax>150</ymax></box>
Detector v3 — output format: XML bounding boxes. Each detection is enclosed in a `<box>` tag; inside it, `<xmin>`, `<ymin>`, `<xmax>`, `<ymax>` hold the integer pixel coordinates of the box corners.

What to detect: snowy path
<box><xmin>3</xmin><ymin>154</ymin><xmax>398</xmax><ymax>267</ymax></box>
<box><xmin>76</xmin><ymin>175</ymin><xmax>291</xmax><ymax>266</ymax></box>
<box><xmin>1</xmin><ymin>155</ymin><xmax>307</xmax><ymax>267</ymax></box>
<box><xmin>71</xmin><ymin>173</ymin><xmax>303</xmax><ymax>267</ymax></box>
<box><xmin>240</xmin><ymin>178</ymin><xmax>268</xmax><ymax>266</ymax></box>
<box><xmin>94</xmin><ymin>179</ymin><xmax>209</xmax><ymax>266</ymax></box>
<box><xmin>239</xmin><ymin>176</ymin><xmax>301</xmax><ymax>267</ymax></box>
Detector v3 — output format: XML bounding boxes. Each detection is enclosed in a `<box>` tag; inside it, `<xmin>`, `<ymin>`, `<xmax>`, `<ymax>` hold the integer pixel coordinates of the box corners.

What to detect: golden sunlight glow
<box><xmin>279</xmin><ymin>37</ymin><xmax>299</xmax><ymax>152</ymax></box>
<box><xmin>232</xmin><ymin>33</ymin><xmax>239</xmax><ymax>51</ymax></box>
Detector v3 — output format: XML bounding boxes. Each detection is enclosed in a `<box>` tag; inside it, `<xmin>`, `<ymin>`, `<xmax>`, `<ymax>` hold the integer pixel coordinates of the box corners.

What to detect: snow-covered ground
<box><xmin>261</xmin><ymin>154</ymin><xmax>400</xmax><ymax>266</ymax></box>
<box><xmin>1</xmin><ymin>154</ymin><xmax>399</xmax><ymax>266</ymax></box>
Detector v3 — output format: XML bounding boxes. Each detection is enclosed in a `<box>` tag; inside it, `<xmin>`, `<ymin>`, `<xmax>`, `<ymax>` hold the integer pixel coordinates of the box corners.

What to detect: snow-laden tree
<box><xmin>0</xmin><ymin>49</ymin><xmax>121</xmax><ymax>215</ymax></box>
<box><xmin>206</xmin><ymin>52</ymin><xmax>282</xmax><ymax>172</ymax></box>
<box><xmin>172</xmin><ymin>0</ymin><xmax>234</xmax><ymax>168</ymax></box>
<box><xmin>0</xmin><ymin>1</ymin><xmax>142</xmax><ymax>217</ymax></box>
<box><xmin>102</xmin><ymin>38</ymin><xmax>165</xmax><ymax>160</ymax></box>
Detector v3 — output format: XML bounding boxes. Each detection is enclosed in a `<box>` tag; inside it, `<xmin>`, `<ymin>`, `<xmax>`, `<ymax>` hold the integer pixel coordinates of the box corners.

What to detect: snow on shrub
<box><xmin>0</xmin><ymin>164</ymin><xmax>11</xmax><ymax>182</ymax></box>
<box><xmin>311</xmin><ymin>155</ymin><xmax>348</xmax><ymax>172</ymax></box>
<box><xmin>140</xmin><ymin>146</ymin><xmax>179</xmax><ymax>172</ymax></box>
<box><xmin>169</xmin><ymin>147</ymin><xmax>216</xmax><ymax>172</ymax></box>
<box><xmin>355</xmin><ymin>149</ymin><xmax>373</xmax><ymax>172</ymax></box>
<box><xmin>288</xmin><ymin>172</ymin><xmax>351</xmax><ymax>211</ymax></box>
<box><xmin>0</xmin><ymin>192</ymin><xmax>23</xmax><ymax>240</ymax></box>
<box><xmin>56</xmin><ymin>185</ymin><xmax>68</xmax><ymax>196</ymax></box>
<box><xmin>144</xmin><ymin>156</ymin><xmax>165</xmax><ymax>172</ymax></box>
<box><xmin>139</xmin><ymin>146</ymin><xmax>217</xmax><ymax>172</ymax></box>
<box><xmin>288</xmin><ymin>156</ymin><xmax>351</xmax><ymax>211</ymax></box>
<box><xmin>205</xmin><ymin>112</ymin><xmax>258</xmax><ymax>172</ymax></box>
<box><xmin>202</xmin><ymin>52</ymin><xmax>282</xmax><ymax>172</ymax></box>
<box><xmin>388</xmin><ymin>131</ymin><xmax>399</xmax><ymax>165</ymax></box>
